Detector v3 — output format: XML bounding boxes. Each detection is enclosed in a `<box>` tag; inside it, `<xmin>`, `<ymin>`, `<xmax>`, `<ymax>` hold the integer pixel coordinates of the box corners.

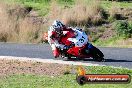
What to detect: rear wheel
<box><xmin>62</xmin><ymin>56</ymin><xmax>70</xmax><ymax>61</ymax></box>
<box><xmin>61</xmin><ymin>54</ymin><xmax>72</xmax><ymax>61</ymax></box>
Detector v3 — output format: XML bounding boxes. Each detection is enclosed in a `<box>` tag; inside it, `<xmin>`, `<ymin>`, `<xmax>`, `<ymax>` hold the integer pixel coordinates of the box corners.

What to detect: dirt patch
<box><xmin>0</xmin><ymin>59</ymin><xmax>72</xmax><ymax>77</ymax></box>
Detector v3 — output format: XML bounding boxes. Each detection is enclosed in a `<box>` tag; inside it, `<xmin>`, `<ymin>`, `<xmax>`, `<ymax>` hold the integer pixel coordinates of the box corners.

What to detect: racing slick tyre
<box><xmin>91</xmin><ymin>46</ymin><xmax>104</xmax><ymax>62</ymax></box>
<box><xmin>93</xmin><ymin>57</ymin><xmax>104</xmax><ymax>62</ymax></box>
<box><xmin>61</xmin><ymin>55</ymin><xmax>71</xmax><ymax>61</ymax></box>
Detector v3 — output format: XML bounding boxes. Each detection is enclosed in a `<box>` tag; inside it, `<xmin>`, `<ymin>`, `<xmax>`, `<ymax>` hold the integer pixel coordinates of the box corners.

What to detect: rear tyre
<box><xmin>62</xmin><ymin>57</ymin><xmax>69</xmax><ymax>61</ymax></box>
<box><xmin>61</xmin><ymin>54</ymin><xmax>71</xmax><ymax>61</ymax></box>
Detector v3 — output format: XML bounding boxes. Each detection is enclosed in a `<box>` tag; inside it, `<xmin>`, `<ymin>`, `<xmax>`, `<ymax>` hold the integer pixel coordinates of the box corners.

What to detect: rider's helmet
<box><xmin>51</xmin><ymin>20</ymin><xmax>65</xmax><ymax>34</ymax></box>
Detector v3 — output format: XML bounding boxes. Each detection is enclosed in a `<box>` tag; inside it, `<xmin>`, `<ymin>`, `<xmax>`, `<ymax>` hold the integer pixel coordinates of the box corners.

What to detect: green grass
<box><xmin>23</xmin><ymin>1</ymin><xmax>49</xmax><ymax>16</ymax></box>
<box><xmin>3</xmin><ymin>0</ymin><xmax>132</xmax><ymax>16</ymax></box>
<box><xmin>93</xmin><ymin>36</ymin><xmax>118</xmax><ymax>46</ymax></box>
<box><xmin>101</xmin><ymin>1</ymin><xmax>132</xmax><ymax>10</ymax></box>
<box><xmin>2</xmin><ymin>0</ymin><xmax>132</xmax><ymax>16</ymax></box>
<box><xmin>1</xmin><ymin>0</ymin><xmax>50</xmax><ymax>16</ymax></box>
<box><xmin>93</xmin><ymin>36</ymin><xmax>123</xmax><ymax>47</ymax></box>
<box><xmin>85</xmin><ymin>66</ymin><xmax>132</xmax><ymax>75</ymax></box>
<box><xmin>2</xmin><ymin>0</ymin><xmax>75</xmax><ymax>16</ymax></box>
<box><xmin>93</xmin><ymin>35</ymin><xmax>132</xmax><ymax>48</ymax></box>
<box><xmin>0</xmin><ymin>66</ymin><xmax>132</xmax><ymax>88</ymax></box>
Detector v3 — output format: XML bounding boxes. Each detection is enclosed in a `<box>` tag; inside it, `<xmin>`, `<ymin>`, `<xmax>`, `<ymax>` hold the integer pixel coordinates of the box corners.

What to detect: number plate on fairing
<box><xmin>68</xmin><ymin>30</ymin><xmax>88</xmax><ymax>47</ymax></box>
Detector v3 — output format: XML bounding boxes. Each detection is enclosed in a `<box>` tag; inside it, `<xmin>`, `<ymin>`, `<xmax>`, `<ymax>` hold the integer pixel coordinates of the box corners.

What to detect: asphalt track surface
<box><xmin>0</xmin><ymin>43</ymin><xmax>132</xmax><ymax>69</ymax></box>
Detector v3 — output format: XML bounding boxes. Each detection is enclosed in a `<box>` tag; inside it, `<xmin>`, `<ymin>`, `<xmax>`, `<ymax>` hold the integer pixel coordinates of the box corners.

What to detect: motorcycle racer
<box><xmin>48</xmin><ymin>20</ymin><xmax>86</xmax><ymax>58</ymax></box>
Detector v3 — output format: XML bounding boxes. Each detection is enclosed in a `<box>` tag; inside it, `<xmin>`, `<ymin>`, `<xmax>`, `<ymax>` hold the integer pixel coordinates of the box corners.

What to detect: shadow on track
<box><xmin>103</xmin><ymin>58</ymin><xmax>132</xmax><ymax>62</ymax></box>
<box><xmin>65</xmin><ymin>58</ymin><xmax>132</xmax><ymax>62</ymax></box>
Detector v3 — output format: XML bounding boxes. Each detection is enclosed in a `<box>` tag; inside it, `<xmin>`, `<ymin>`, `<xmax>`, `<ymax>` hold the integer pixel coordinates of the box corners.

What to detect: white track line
<box><xmin>0</xmin><ymin>56</ymin><xmax>103</xmax><ymax>66</ymax></box>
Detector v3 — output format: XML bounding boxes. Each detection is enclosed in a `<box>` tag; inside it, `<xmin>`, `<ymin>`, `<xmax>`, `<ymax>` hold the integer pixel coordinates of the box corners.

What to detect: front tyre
<box><xmin>91</xmin><ymin>47</ymin><xmax>104</xmax><ymax>62</ymax></box>
<box><xmin>93</xmin><ymin>57</ymin><xmax>104</xmax><ymax>62</ymax></box>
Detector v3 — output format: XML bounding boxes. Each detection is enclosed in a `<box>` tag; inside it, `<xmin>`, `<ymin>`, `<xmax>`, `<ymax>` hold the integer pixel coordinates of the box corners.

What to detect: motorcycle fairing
<box><xmin>60</xmin><ymin>31</ymin><xmax>75</xmax><ymax>46</ymax></box>
<box><xmin>87</xmin><ymin>43</ymin><xmax>93</xmax><ymax>49</ymax></box>
<box><xmin>67</xmin><ymin>29</ymin><xmax>88</xmax><ymax>47</ymax></box>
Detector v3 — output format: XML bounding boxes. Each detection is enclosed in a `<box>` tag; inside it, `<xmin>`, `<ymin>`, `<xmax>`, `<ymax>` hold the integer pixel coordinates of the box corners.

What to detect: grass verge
<box><xmin>93</xmin><ymin>36</ymin><xmax>132</xmax><ymax>48</ymax></box>
<box><xmin>0</xmin><ymin>0</ymin><xmax>132</xmax><ymax>46</ymax></box>
<box><xmin>101</xmin><ymin>1</ymin><xmax>132</xmax><ymax>9</ymax></box>
<box><xmin>0</xmin><ymin>66</ymin><xmax>132</xmax><ymax>88</ymax></box>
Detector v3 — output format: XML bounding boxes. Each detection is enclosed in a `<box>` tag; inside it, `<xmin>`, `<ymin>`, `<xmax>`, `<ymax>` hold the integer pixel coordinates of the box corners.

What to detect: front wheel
<box><xmin>90</xmin><ymin>46</ymin><xmax>104</xmax><ymax>62</ymax></box>
<box><xmin>93</xmin><ymin>57</ymin><xmax>104</xmax><ymax>62</ymax></box>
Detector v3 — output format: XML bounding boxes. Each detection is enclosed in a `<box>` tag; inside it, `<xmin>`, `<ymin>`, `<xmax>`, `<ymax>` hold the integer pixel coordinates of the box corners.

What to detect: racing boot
<box><xmin>53</xmin><ymin>48</ymin><xmax>60</xmax><ymax>58</ymax></box>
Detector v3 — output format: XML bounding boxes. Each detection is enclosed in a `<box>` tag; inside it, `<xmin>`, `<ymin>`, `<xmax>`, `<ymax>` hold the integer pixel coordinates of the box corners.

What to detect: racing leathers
<box><xmin>48</xmin><ymin>26</ymin><xmax>74</xmax><ymax>58</ymax></box>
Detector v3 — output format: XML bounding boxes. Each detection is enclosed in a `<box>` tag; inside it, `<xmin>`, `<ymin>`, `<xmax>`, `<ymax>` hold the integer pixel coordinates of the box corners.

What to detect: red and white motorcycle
<box><xmin>59</xmin><ymin>28</ymin><xmax>104</xmax><ymax>61</ymax></box>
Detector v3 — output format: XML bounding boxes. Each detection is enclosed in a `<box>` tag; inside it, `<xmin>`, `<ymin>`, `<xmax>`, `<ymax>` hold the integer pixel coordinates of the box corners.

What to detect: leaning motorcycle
<box><xmin>58</xmin><ymin>28</ymin><xmax>104</xmax><ymax>62</ymax></box>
